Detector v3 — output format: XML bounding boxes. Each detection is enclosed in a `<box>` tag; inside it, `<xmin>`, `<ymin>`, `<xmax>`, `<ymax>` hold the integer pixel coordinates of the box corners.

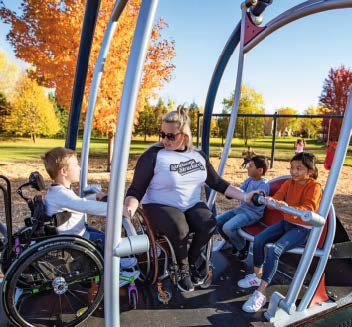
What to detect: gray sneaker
<box><xmin>177</xmin><ymin>265</ymin><xmax>194</xmax><ymax>292</ymax></box>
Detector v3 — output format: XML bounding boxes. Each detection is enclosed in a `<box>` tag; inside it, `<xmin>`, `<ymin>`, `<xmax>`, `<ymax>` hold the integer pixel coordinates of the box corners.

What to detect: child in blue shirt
<box><xmin>216</xmin><ymin>156</ymin><xmax>269</xmax><ymax>260</ymax></box>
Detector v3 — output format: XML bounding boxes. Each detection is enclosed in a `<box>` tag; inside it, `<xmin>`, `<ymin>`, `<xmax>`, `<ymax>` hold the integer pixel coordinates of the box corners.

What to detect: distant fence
<box><xmin>196</xmin><ymin>112</ymin><xmax>344</xmax><ymax>168</ymax></box>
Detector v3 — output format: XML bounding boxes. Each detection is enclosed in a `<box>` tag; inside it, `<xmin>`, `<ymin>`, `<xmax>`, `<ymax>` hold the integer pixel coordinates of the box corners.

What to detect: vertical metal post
<box><xmin>297</xmin><ymin>88</ymin><xmax>352</xmax><ymax>311</ymax></box>
<box><xmin>196</xmin><ymin>111</ymin><xmax>201</xmax><ymax>148</ymax></box>
<box><xmin>104</xmin><ymin>1</ymin><xmax>159</xmax><ymax>326</ymax></box>
<box><xmin>326</xmin><ymin>118</ymin><xmax>332</xmax><ymax>145</ymax></box>
<box><xmin>65</xmin><ymin>0</ymin><xmax>102</xmax><ymax>150</ymax></box>
<box><xmin>80</xmin><ymin>0</ymin><xmax>129</xmax><ymax>195</ymax></box>
<box><xmin>201</xmin><ymin>23</ymin><xmax>241</xmax><ymax>156</ymax></box>
<box><xmin>270</xmin><ymin>112</ymin><xmax>277</xmax><ymax>168</ymax></box>
<box><xmin>206</xmin><ymin>5</ymin><xmax>247</xmax><ymax>209</ymax></box>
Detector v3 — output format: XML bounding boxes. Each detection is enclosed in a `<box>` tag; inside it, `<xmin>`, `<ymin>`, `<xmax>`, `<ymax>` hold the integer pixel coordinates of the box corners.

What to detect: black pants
<box><xmin>143</xmin><ymin>202</ymin><xmax>216</xmax><ymax>266</ymax></box>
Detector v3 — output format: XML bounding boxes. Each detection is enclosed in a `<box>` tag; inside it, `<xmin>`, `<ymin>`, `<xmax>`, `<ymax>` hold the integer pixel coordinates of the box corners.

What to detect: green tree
<box><xmin>134</xmin><ymin>100</ymin><xmax>157</xmax><ymax>141</ymax></box>
<box><xmin>216</xmin><ymin>108</ymin><xmax>230</xmax><ymax>146</ymax></box>
<box><xmin>134</xmin><ymin>98</ymin><xmax>169</xmax><ymax>141</ymax></box>
<box><xmin>5</xmin><ymin>76</ymin><xmax>60</xmax><ymax>142</ymax></box>
<box><xmin>276</xmin><ymin>107</ymin><xmax>298</xmax><ymax>136</ymax></box>
<box><xmin>0</xmin><ymin>92</ymin><xmax>11</xmax><ymax>134</ymax></box>
<box><xmin>222</xmin><ymin>85</ymin><xmax>265</xmax><ymax>144</ymax></box>
<box><xmin>49</xmin><ymin>93</ymin><xmax>69</xmax><ymax>137</ymax></box>
<box><xmin>154</xmin><ymin>98</ymin><xmax>169</xmax><ymax>134</ymax></box>
<box><xmin>187</xmin><ymin>102</ymin><xmax>200</xmax><ymax>137</ymax></box>
<box><xmin>297</xmin><ymin>106</ymin><xmax>324</xmax><ymax>138</ymax></box>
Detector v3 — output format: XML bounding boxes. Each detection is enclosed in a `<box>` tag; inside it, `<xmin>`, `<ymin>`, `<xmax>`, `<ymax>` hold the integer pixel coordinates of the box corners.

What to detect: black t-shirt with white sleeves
<box><xmin>126</xmin><ymin>145</ymin><xmax>229</xmax><ymax>212</ymax></box>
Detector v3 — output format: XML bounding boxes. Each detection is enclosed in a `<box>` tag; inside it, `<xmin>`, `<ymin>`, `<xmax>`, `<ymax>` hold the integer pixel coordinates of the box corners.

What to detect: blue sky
<box><xmin>1</xmin><ymin>1</ymin><xmax>352</xmax><ymax>113</ymax></box>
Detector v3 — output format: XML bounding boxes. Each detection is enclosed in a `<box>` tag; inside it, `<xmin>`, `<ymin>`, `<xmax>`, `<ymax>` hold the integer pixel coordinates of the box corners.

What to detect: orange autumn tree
<box><xmin>1</xmin><ymin>0</ymin><xmax>175</xmax><ymax>168</ymax></box>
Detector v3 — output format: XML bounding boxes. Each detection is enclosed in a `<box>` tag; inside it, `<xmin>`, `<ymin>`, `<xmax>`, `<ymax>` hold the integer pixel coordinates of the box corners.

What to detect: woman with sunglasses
<box><xmin>124</xmin><ymin>106</ymin><xmax>258</xmax><ymax>292</ymax></box>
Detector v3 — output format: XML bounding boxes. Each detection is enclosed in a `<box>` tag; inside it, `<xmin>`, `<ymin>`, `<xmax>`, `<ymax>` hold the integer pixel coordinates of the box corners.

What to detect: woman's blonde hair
<box><xmin>162</xmin><ymin>105</ymin><xmax>193</xmax><ymax>150</ymax></box>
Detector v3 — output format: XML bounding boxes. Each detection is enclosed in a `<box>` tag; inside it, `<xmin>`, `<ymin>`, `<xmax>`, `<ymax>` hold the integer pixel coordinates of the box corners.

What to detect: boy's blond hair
<box><xmin>43</xmin><ymin>147</ymin><xmax>76</xmax><ymax>179</ymax></box>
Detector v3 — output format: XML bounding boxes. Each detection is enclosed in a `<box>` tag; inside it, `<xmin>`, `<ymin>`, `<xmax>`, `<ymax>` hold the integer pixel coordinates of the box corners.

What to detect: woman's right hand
<box><xmin>122</xmin><ymin>206</ymin><xmax>131</xmax><ymax>219</ymax></box>
<box><xmin>123</xmin><ymin>196</ymin><xmax>139</xmax><ymax>219</ymax></box>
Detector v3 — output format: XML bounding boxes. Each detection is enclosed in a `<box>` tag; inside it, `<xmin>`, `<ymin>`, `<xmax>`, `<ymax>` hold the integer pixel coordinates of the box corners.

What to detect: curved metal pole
<box><xmin>201</xmin><ymin>0</ymin><xmax>352</xmax><ymax>319</ymax></box>
<box><xmin>206</xmin><ymin>6</ymin><xmax>248</xmax><ymax>209</ymax></box>
<box><xmin>234</xmin><ymin>0</ymin><xmax>352</xmax><ymax>315</ymax></box>
<box><xmin>244</xmin><ymin>0</ymin><xmax>352</xmax><ymax>53</ymax></box>
<box><xmin>104</xmin><ymin>1</ymin><xmax>158</xmax><ymax>326</ymax></box>
<box><xmin>296</xmin><ymin>205</ymin><xmax>336</xmax><ymax>310</ymax></box>
<box><xmin>297</xmin><ymin>89</ymin><xmax>352</xmax><ymax>311</ymax></box>
<box><xmin>282</xmin><ymin>89</ymin><xmax>352</xmax><ymax>312</ymax></box>
<box><xmin>65</xmin><ymin>0</ymin><xmax>102</xmax><ymax>150</ymax></box>
<box><xmin>80</xmin><ymin>0</ymin><xmax>129</xmax><ymax>195</ymax></box>
<box><xmin>201</xmin><ymin>23</ymin><xmax>241</xmax><ymax>156</ymax></box>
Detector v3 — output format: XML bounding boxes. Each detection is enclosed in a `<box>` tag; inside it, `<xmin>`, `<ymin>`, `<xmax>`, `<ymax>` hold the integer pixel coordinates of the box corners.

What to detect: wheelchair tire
<box><xmin>1</xmin><ymin>235</ymin><xmax>104</xmax><ymax>327</ymax></box>
<box><xmin>131</xmin><ymin>208</ymin><xmax>158</xmax><ymax>284</ymax></box>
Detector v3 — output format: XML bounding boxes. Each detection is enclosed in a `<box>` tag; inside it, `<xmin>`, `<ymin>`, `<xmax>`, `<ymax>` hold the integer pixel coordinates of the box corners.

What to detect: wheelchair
<box><xmin>130</xmin><ymin>208</ymin><xmax>214</xmax><ymax>304</ymax></box>
<box><xmin>0</xmin><ymin>172</ymin><xmax>104</xmax><ymax>327</ymax></box>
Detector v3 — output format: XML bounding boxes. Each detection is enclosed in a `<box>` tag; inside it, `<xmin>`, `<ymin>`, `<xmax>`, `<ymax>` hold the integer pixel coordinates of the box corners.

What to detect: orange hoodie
<box><xmin>272</xmin><ymin>178</ymin><xmax>322</xmax><ymax>227</ymax></box>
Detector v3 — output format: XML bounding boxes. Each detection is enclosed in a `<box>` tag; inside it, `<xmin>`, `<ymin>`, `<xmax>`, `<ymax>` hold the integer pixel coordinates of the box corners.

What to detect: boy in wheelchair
<box><xmin>43</xmin><ymin>147</ymin><xmax>138</xmax><ymax>278</ymax></box>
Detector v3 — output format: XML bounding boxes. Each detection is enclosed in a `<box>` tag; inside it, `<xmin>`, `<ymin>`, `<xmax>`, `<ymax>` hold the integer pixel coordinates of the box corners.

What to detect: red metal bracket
<box><xmin>244</xmin><ymin>13</ymin><xmax>266</xmax><ymax>46</ymax></box>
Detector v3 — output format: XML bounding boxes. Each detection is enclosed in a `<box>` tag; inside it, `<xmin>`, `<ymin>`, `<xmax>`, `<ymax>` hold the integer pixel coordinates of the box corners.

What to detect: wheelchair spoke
<box><xmin>3</xmin><ymin>237</ymin><xmax>104</xmax><ymax>327</ymax></box>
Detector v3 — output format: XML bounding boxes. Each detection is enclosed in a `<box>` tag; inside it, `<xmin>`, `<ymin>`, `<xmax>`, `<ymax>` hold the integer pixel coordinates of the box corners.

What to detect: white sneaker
<box><xmin>237</xmin><ymin>273</ymin><xmax>261</xmax><ymax>288</ymax></box>
<box><xmin>120</xmin><ymin>257</ymin><xmax>137</xmax><ymax>269</ymax></box>
<box><xmin>119</xmin><ymin>270</ymin><xmax>140</xmax><ymax>287</ymax></box>
<box><xmin>242</xmin><ymin>290</ymin><xmax>266</xmax><ymax>313</ymax></box>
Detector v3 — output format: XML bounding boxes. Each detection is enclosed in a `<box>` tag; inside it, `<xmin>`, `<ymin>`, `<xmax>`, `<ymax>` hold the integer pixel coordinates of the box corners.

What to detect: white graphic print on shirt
<box><xmin>141</xmin><ymin>149</ymin><xmax>207</xmax><ymax>211</ymax></box>
<box><xmin>170</xmin><ymin>159</ymin><xmax>205</xmax><ymax>176</ymax></box>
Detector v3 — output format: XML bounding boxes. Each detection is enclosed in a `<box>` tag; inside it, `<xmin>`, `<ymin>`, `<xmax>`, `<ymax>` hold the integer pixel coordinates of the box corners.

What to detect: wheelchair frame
<box><xmin>0</xmin><ymin>173</ymin><xmax>105</xmax><ymax>327</ymax></box>
<box><xmin>131</xmin><ymin>207</ymin><xmax>214</xmax><ymax>304</ymax></box>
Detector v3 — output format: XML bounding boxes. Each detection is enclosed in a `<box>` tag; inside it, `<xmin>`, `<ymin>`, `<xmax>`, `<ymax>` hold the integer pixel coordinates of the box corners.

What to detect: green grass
<box><xmin>0</xmin><ymin>136</ymin><xmax>351</xmax><ymax>166</ymax></box>
<box><xmin>207</xmin><ymin>136</ymin><xmax>351</xmax><ymax>164</ymax></box>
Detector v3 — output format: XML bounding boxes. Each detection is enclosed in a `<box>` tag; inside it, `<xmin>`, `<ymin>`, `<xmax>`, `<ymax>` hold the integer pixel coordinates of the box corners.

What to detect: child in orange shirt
<box><xmin>238</xmin><ymin>152</ymin><xmax>322</xmax><ymax>313</ymax></box>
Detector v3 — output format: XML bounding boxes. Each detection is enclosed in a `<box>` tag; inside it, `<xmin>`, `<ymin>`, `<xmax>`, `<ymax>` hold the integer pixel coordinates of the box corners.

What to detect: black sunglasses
<box><xmin>159</xmin><ymin>131</ymin><xmax>182</xmax><ymax>141</ymax></box>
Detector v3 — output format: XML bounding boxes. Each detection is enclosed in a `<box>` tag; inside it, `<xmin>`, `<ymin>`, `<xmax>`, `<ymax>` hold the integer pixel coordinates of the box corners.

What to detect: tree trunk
<box><xmin>107</xmin><ymin>133</ymin><xmax>114</xmax><ymax>172</ymax></box>
<box><xmin>31</xmin><ymin>133</ymin><xmax>36</xmax><ymax>143</ymax></box>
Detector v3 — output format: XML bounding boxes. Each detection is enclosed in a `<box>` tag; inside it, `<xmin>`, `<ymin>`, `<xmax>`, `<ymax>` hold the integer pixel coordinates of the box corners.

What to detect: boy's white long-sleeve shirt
<box><xmin>45</xmin><ymin>185</ymin><xmax>107</xmax><ymax>236</ymax></box>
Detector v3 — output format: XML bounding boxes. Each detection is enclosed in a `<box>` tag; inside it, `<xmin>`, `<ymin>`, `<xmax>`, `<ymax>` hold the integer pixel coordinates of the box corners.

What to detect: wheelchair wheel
<box><xmin>130</xmin><ymin>208</ymin><xmax>158</xmax><ymax>284</ymax></box>
<box><xmin>1</xmin><ymin>226</ymin><xmax>33</xmax><ymax>275</ymax></box>
<box><xmin>1</xmin><ymin>236</ymin><xmax>104</xmax><ymax>327</ymax></box>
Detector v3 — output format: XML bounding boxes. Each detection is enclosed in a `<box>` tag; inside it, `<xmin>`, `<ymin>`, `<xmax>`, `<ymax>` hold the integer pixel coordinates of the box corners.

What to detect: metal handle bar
<box><xmin>254</xmin><ymin>195</ymin><xmax>325</xmax><ymax>227</ymax></box>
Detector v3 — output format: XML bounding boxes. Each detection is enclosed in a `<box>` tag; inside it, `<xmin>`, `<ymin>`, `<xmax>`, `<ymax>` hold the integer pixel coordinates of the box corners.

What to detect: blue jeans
<box><xmin>216</xmin><ymin>208</ymin><xmax>258</xmax><ymax>251</ymax></box>
<box><xmin>83</xmin><ymin>225</ymin><xmax>105</xmax><ymax>255</ymax></box>
<box><xmin>253</xmin><ymin>220</ymin><xmax>310</xmax><ymax>284</ymax></box>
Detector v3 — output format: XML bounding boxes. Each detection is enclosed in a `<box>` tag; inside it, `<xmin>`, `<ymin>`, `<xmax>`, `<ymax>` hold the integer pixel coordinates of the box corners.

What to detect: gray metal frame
<box><xmin>206</xmin><ymin>3</ymin><xmax>248</xmax><ymax>209</ymax></box>
<box><xmin>80</xmin><ymin>0</ymin><xmax>129</xmax><ymax>196</ymax></box>
<box><xmin>104</xmin><ymin>1</ymin><xmax>158</xmax><ymax>326</ymax></box>
<box><xmin>77</xmin><ymin>0</ymin><xmax>352</xmax><ymax>326</ymax></box>
<box><xmin>208</xmin><ymin>0</ymin><xmax>352</xmax><ymax>325</ymax></box>
<box><xmin>79</xmin><ymin>0</ymin><xmax>158</xmax><ymax>326</ymax></box>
